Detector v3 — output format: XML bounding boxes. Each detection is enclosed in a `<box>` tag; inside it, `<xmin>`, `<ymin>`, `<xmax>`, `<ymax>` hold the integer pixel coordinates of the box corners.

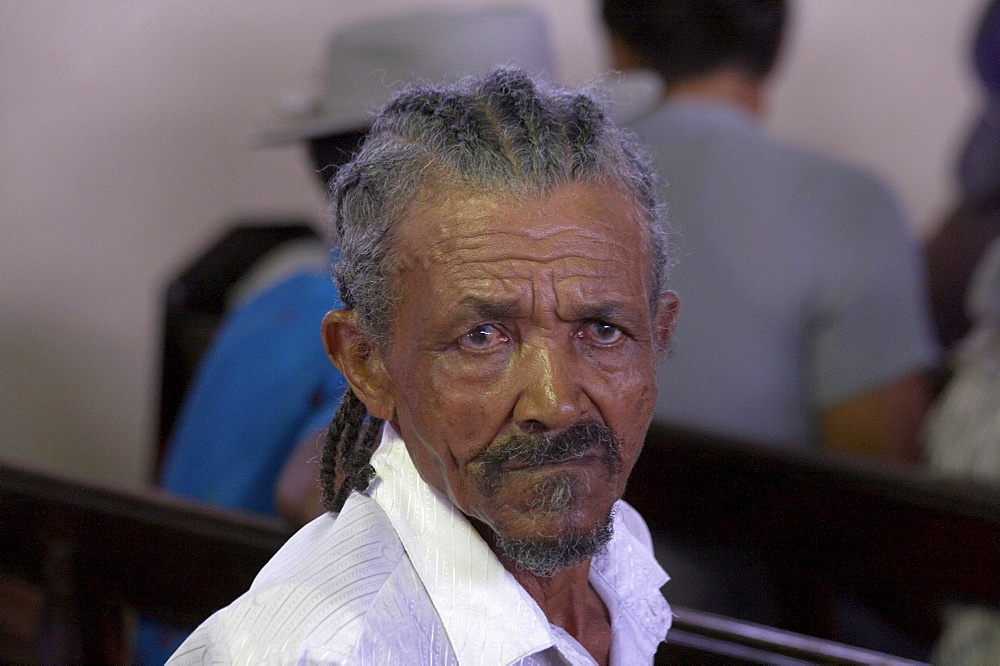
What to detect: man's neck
<box><xmin>665</xmin><ymin>68</ymin><xmax>767</xmax><ymax>118</ymax></box>
<box><xmin>497</xmin><ymin>548</ymin><xmax>612</xmax><ymax>666</ymax></box>
<box><xmin>515</xmin><ymin>560</ymin><xmax>613</xmax><ymax>665</ymax></box>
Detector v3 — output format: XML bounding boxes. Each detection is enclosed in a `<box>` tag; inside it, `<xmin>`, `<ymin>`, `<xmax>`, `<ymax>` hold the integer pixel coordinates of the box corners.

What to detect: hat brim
<box><xmin>254</xmin><ymin>113</ymin><xmax>373</xmax><ymax>147</ymax></box>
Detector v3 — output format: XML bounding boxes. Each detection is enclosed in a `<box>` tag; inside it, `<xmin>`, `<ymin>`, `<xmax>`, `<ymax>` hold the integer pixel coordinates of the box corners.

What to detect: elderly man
<box><xmin>168</xmin><ymin>67</ymin><xmax>678</xmax><ymax>664</ymax></box>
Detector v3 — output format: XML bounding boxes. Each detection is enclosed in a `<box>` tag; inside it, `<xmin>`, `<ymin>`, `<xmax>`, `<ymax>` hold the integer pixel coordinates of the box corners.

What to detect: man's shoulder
<box><xmin>168</xmin><ymin>495</ymin><xmax>432</xmax><ymax>664</ymax></box>
<box><xmin>637</xmin><ymin>102</ymin><xmax>889</xmax><ymax>191</ymax></box>
<box><xmin>727</xmin><ymin>127</ymin><xmax>886</xmax><ymax>195</ymax></box>
<box><xmin>745</xmin><ymin>127</ymin><xmax>900</xmax><ymax>211</ymax></box>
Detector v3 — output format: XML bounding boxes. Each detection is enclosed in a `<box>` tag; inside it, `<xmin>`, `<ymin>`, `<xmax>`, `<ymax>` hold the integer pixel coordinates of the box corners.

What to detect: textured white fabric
<box><xmin>167</xmin><ymin>424</ymin><xmax>671</xmax><ymax>665</ymax></box>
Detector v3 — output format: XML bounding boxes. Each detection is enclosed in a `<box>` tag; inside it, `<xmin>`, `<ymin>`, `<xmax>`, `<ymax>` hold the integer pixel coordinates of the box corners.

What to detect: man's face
<box><xmin>379</xmin><ymin>181</ymin><xmax>676</xmax><ymax>571</ymax></box>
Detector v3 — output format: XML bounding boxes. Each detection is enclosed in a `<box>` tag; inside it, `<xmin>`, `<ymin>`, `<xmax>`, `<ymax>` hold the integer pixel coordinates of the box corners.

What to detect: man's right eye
<box><xmin>459</xmin><ymin>324</ymin><xmax>508</xmax><ymax>350</ymax></box>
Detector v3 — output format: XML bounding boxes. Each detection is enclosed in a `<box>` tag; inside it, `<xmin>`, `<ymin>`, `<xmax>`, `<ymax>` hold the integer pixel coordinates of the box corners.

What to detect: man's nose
<box><xmin>512</xmin><ymin>342</ymin><xmax>590</xmax><ymax>433</ymax></box>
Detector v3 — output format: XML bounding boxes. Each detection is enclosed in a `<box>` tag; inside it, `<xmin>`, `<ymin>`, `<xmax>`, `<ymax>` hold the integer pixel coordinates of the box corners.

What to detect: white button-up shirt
<box><xmin>168</xmin><ymin>425</ymin><xmax>672</xmax><ymax>665</ymax></box>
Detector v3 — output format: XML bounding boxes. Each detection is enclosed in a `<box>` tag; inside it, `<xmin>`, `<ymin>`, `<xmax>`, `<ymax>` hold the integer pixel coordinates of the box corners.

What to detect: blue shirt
<box><xmin>161</xmin><ymin>268</ymin><xmax>346</xmax><ymax>515</ymax></box>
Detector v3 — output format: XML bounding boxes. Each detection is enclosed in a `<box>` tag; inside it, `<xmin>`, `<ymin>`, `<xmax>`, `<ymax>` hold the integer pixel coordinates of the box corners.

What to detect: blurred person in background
<box><xmin>926</xmin><ymin>0</ymin><xmax>1000</xmax><ymax>354</ymax></box>
<box><xmin>924</xmin><ymin>236</ymin><xmax>1000</xmax><ymax>661</ymax></box>
<box><xmin>923</xmin><ymin>3</ymin><xmax>1000</xmax><ymax>661</ymax></box>
<box><xmin>925</xmin><ymin>238</ymin><xmax>1000</xmax><ymax>483</ymax></box>
<box><xmin>600</xmin><ymin>0</ymin><xmax>939</xmax><ymax>656</ymax></box>
<box><xmin>924</xmin><ymin>0</ymin><xmax>1000</xmax><ymax>485</ymax></box>
<box><xmin>140</xmin><ymin>8</ymin><xmax>554</xmax><ymax>663</ymax></box>
<box><xmin>603</xmin><ymin>0</ymin><xmax>939</xmax><ymax>462</ymax></box>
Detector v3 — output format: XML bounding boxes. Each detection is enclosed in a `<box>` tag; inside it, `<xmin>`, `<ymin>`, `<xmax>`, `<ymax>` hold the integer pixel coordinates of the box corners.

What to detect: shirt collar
<box><xmin>591</xmin><ymin>509</ymin><xmax>673</xmax><ymax>661</ymax></box>
<box><xmin>366</xmin><ymin>424</ymin><xmax>671</xmax><ymax>664</ymax></box>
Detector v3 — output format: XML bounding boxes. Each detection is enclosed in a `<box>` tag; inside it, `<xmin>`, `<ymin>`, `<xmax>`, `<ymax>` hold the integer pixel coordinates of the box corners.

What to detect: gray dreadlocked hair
<box><xmin>320</xmin><ymin>66</ymin><xmax>672</xmax><ymax>512</ymax></box>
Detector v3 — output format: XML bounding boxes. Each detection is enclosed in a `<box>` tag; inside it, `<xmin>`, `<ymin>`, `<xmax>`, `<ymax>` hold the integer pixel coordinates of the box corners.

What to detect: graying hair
<box><xmin>320</xmin><ymin>66</ymin><xmax>672</xmax><ymax>513</ymax></box>
<box><xmin>329</xmin><ymin>66</ymin><xmax>671</xmax><ymax>348</ymax></box>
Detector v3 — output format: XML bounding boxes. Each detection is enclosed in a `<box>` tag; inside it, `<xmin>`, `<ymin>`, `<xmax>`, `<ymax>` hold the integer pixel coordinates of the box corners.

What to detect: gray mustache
<box><xmin>474</xmin><ymin>422</ymin><xmax>622</xmax><ymax>495</ymax></box>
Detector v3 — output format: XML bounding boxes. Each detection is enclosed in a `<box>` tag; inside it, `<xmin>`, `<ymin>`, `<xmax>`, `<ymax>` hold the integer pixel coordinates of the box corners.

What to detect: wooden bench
<box><xmin>5</xmin><ymin>438</ymin><xmax>980</xmax><ymax>663</ymax></box>
<box><xmin>0</xmin><ymin>461</ymin><xmax>289</xmax><ymax>663</ymax></box>
<box><xmin>625</xmin><ymin>423</ymin><xmax>1000</xmax><ymax>652</ymax></box>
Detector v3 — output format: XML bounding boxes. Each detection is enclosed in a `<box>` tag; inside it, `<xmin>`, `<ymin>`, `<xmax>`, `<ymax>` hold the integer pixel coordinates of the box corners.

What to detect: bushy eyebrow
<box><xmin>456</xmin><ymin>297</ymin><xmax>521</xmax><ymax>321</ymax></box>
<box><xmin>461</xmin><ymin>298</ymin><xmax>642</xmax><ymax>325</ymax></box>
<box><xmin>574</xmin><ymin>304</ymin><xmax>628</xmax><ymax>322</ymax></box>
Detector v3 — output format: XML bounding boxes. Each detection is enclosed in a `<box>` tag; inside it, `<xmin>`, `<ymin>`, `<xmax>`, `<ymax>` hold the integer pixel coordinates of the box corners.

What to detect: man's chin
<box><xmin>469</xmin><ymin>467</ymin><xmax>621</xmax><ymax>576</ymax></box>
<box><xmin>491</xmin><ymin>511</ymin><xmax>615</xmax><ymax>578</ymax></box>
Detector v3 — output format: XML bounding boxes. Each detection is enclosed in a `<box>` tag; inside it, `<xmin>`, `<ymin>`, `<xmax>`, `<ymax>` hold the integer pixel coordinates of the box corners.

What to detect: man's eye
<box><xmin>583</xmin><ymin>321</ymin><xmax>625</xmax><ymax>345</ymax></box>
<box><xmin>459</xmin><ymin>324</ymin><xmax>507</xmax><ymax>350</ymax></box>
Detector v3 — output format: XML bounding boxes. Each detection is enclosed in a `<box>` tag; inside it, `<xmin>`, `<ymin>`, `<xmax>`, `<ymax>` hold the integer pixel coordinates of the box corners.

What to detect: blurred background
<box><xmin>0</xmin><ymin>0</ymin><xmax>985</xmax><ymax>489</ymax></box>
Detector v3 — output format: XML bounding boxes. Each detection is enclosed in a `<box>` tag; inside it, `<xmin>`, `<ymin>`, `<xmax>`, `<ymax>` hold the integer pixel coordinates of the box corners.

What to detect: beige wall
<box><xmin>0</xmin><ymin>0</ymin><xmax>987</xmax><ymax>489</ymax></box>
<box><xmin>770</xmin><ymin>0</ymin><xmax>984</xmax><ymax>237</ymax></box>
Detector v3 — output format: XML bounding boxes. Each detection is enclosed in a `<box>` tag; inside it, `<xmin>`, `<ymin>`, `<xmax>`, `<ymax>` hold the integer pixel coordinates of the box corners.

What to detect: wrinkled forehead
<box><xmin>393</xmin><ymin>182</ymin><xmax>653</xmax><ymax>273</ymax></box>
<box><xmin>381</xmin><ymin>182</ymin><xmax>659</xmax><ymax>336</ymax></box>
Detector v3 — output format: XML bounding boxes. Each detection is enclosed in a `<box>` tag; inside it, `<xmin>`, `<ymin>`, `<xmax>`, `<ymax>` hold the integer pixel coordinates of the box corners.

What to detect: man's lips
<box><xmin>499</xmin><ymin>448</ymin><xmax>602</xmax><ymax>473</ymax></box>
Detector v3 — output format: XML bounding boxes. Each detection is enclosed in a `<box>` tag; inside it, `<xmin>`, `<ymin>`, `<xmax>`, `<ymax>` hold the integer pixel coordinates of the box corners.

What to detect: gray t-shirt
<box><xmin>633</xmin><ymin>101</ymin><xmax>939</xmax><ymax>447</ymax></box>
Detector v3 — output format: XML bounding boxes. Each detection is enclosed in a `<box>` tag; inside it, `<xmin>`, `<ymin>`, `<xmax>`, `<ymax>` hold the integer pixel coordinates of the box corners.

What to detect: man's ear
<box><xmin>322</xmin><ymin>310</ymin><xmax>395</xmax><ymax>421</ymax></box>
<box><xmin>653</xmin><ymin>290</ymin><xmax>680</xmax><ymax>356</ymax></box>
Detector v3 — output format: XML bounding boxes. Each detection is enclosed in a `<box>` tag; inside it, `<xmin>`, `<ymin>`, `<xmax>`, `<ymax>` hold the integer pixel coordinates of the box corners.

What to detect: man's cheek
<box><xmin>635</xmin><ymin>380</ymin><xmax>657</xmax><ymax>416</ymax></box>
<box><xmin>438</xmin><ymin>391</ymin><xmax>484</xmax><ymax>432</ymax></box>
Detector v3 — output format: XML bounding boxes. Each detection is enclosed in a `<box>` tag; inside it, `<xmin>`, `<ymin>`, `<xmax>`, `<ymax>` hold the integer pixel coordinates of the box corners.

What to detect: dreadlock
<box><xmin>318</xmin><ymin>66</ymin><xmax>670</xmax><ymax>511</ymax></box>
<box><xmin>320</xmin><ymin>389</ymin><xmax>383</xmax><ymax>512</ymax></box>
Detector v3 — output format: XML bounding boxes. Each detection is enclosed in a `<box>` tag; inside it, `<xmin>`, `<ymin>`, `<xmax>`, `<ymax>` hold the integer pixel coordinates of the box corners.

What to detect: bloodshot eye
<box><xmin>459</xmin><ymin>324</ymin><xmax>508</xmax><ymax>350</ymax></box>
<box><xmin>584</xmin><ymin>321</ymin><xmax>625</xmax><ymax>345</ymax></box>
